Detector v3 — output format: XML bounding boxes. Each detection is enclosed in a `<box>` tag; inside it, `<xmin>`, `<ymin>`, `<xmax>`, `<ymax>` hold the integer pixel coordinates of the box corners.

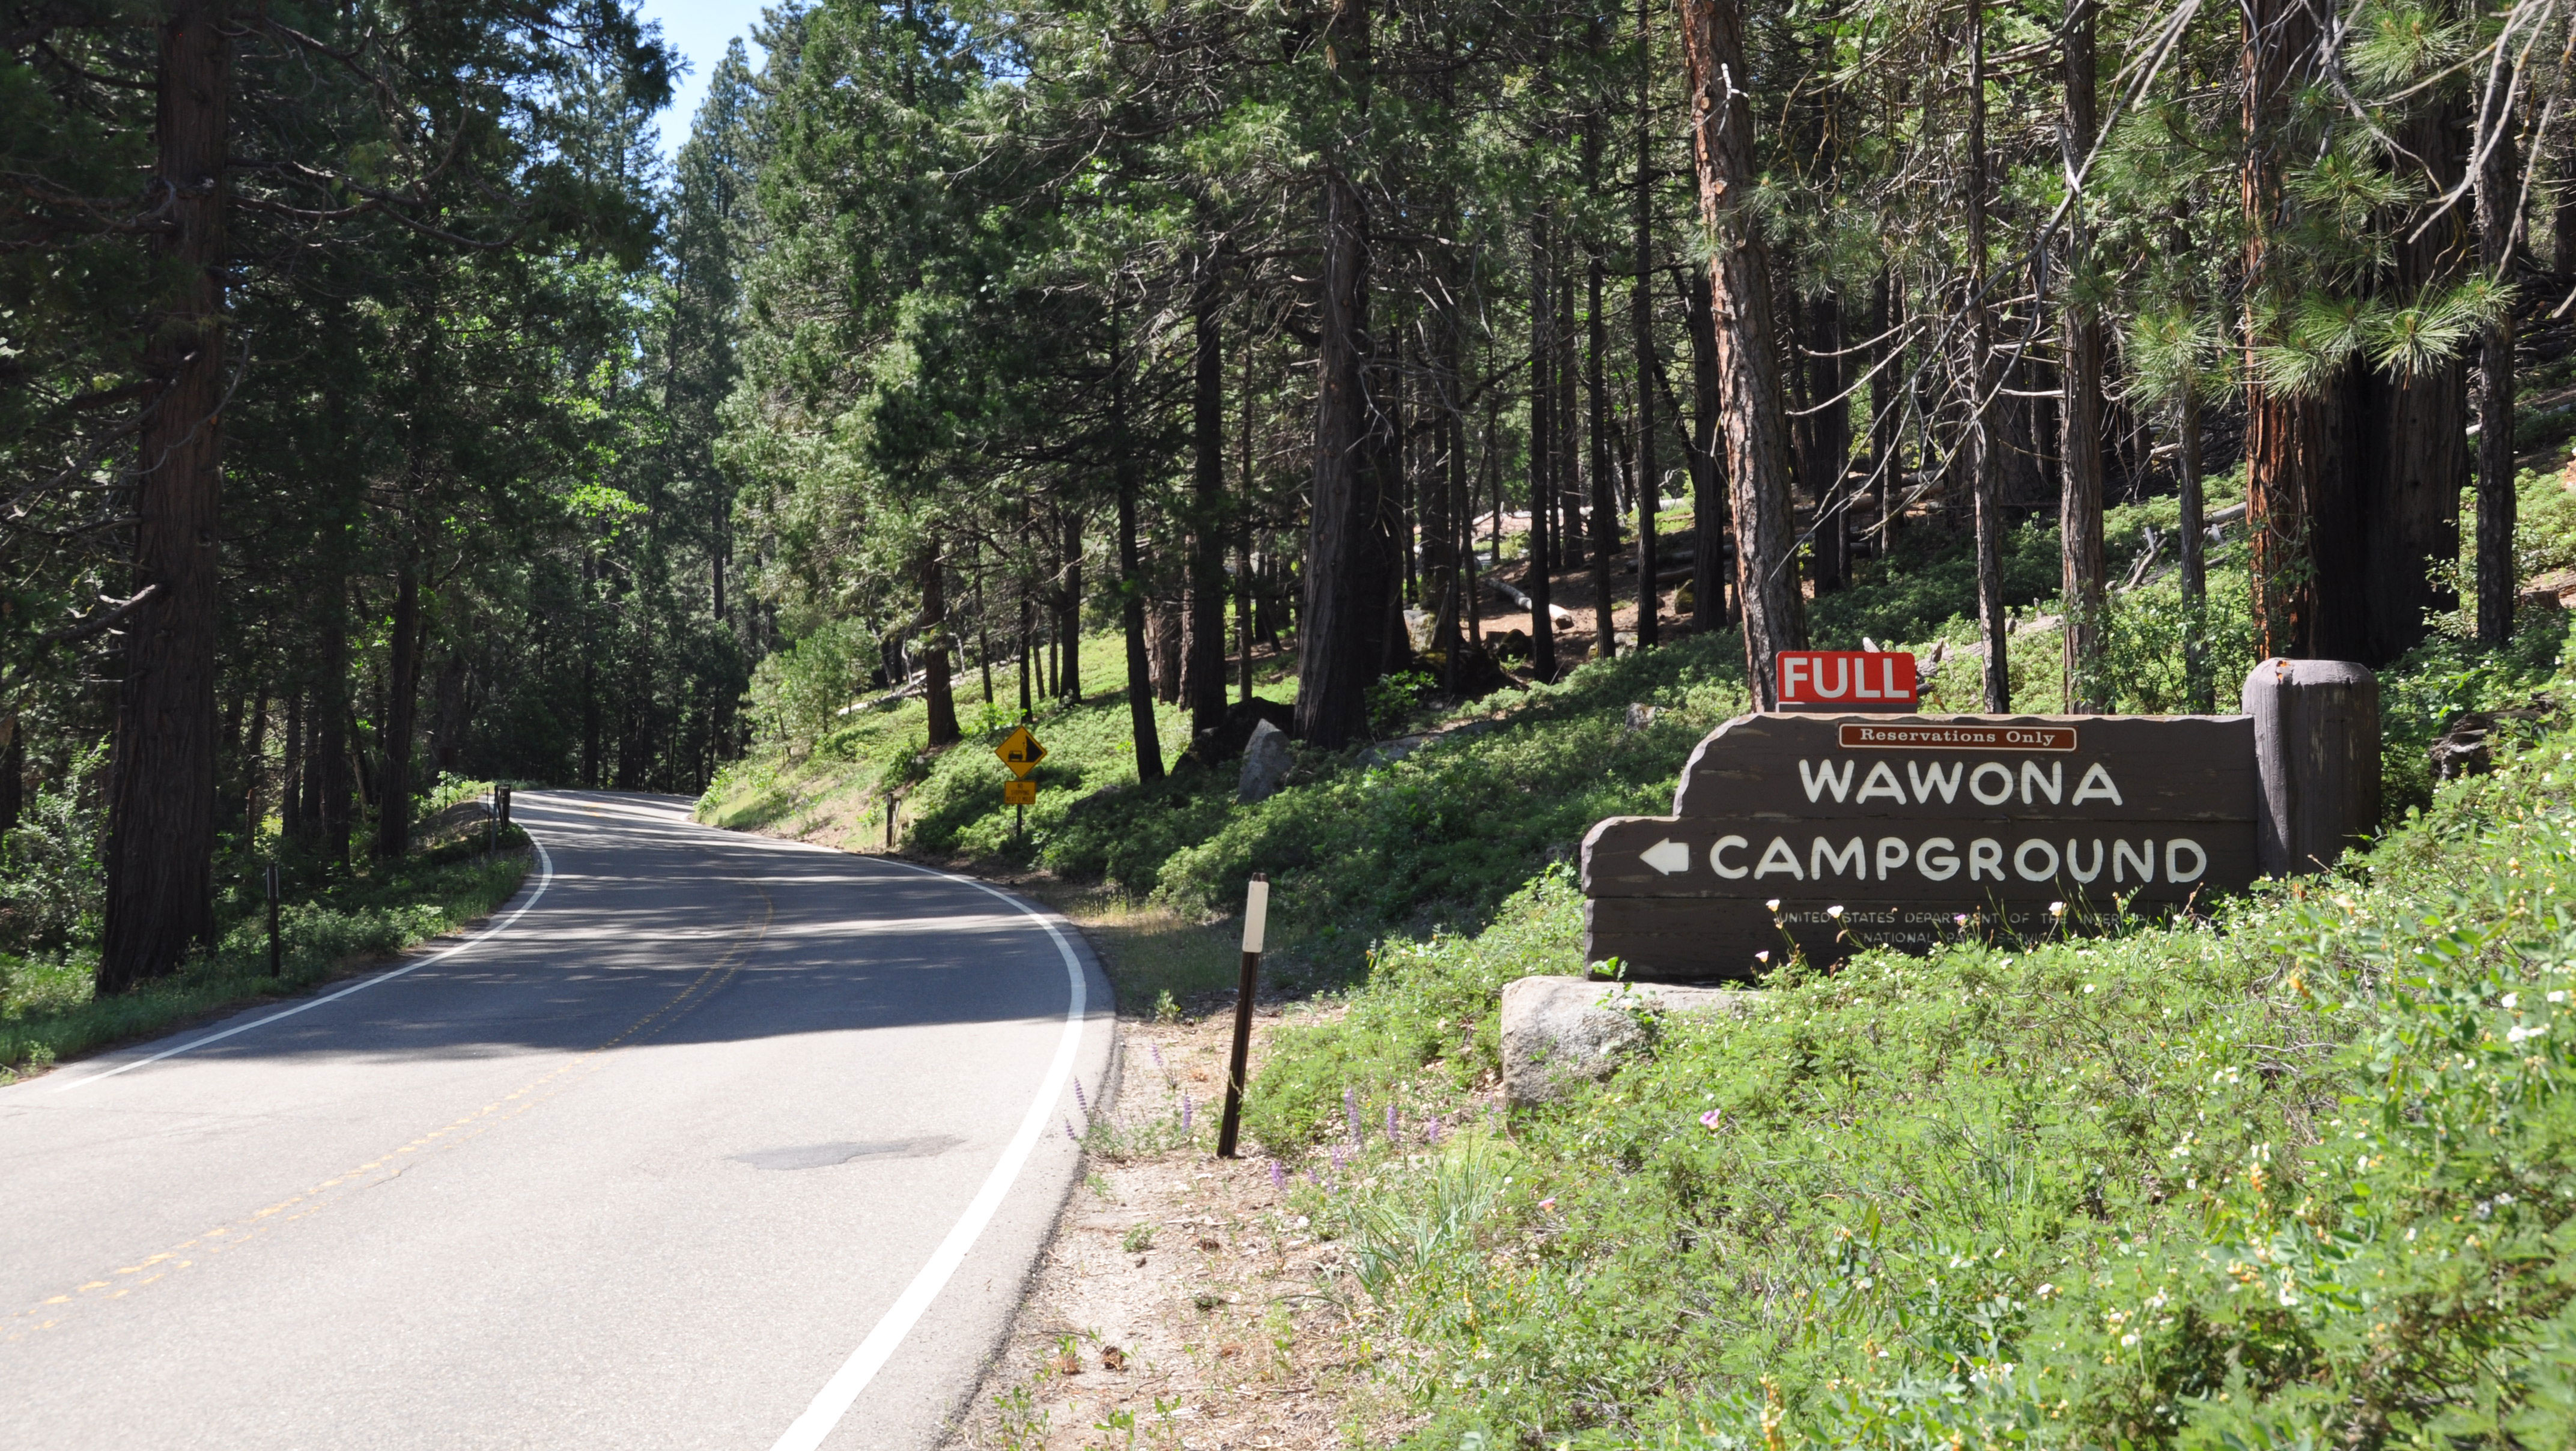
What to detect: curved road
<box><xmin>0</xmin><ymin>792</ymin><xmax>1113</xmax><ymax>1449</ymax></box>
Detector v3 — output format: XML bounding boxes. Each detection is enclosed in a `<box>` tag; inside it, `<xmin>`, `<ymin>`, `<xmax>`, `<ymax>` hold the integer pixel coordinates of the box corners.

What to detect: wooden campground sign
<box><xmin>1581</xmin><ymin>712</ymin><xmax>2262</xmax><ymax>978</ymax></box>
<box><xmin>1581</xmin><ymin>661</ymin><xmax>2381</xmax><ymax>980</ymax></box>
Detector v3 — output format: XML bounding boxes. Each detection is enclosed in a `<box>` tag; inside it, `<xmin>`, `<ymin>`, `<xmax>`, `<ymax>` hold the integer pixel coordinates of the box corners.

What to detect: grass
<box><xmin>0</xmin><ymin>820</ymin><xmax>533</xmax><ymax>1083</ymax></box>
<box><xmin>1244</xmin><ymin>646</ymin><xmax>2576</xmax><ymax>1449</ymax></box>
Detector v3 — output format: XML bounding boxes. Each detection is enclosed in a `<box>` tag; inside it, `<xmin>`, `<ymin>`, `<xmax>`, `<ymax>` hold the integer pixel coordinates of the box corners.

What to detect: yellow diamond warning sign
<box><xmin>995</xmin><ymin>726</ymin><xmax>1046</xmax><ymax>777</ymax></box>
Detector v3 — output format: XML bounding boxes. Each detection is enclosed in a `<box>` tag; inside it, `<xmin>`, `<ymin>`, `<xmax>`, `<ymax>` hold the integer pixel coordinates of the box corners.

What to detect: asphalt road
<box><xmin>0</xmin><ymin>791</ymin><xmax>1114</xmax><ymax>1450</ymax></box>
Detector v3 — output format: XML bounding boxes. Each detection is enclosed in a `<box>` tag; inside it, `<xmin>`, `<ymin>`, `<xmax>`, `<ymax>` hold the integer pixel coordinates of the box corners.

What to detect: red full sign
<box><xmin>1777</xmin><ymin>650</ymin><xmax>1916</xmax><ymax>710</ymax></box>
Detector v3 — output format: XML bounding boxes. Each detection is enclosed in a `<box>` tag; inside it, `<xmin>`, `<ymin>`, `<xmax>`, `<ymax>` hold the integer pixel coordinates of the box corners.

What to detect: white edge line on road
<box><xmin>46</xmin><ymin>836</ymin><xmax>557</xmax><ymax>1094</ymax></box>
<box><xmin>768</xmin><ymin>860</ymin><xmax>1092</xmax><ymax>1451</ymax></box>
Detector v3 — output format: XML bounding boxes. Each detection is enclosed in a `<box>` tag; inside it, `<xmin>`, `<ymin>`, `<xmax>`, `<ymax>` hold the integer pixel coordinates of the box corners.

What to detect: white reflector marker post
<box><xmin>1215</xmin><ymin>873</ymin><xmax>1268</xmax><ymax>1157</ymax></box>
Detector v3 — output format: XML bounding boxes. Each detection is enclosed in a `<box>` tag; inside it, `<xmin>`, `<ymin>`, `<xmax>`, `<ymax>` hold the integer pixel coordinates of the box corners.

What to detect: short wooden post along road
<box><xmin>1582</xmin><ymin>657</ymin><xmax>2381</xmax><ymax>980</ymax></box>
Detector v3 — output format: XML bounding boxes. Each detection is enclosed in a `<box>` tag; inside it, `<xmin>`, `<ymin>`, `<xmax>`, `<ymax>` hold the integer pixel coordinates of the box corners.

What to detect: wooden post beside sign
<box><xmin>1579</xmin><ymin>662</ymin><xmax>2378</xmax><ymax>980</ymax></box>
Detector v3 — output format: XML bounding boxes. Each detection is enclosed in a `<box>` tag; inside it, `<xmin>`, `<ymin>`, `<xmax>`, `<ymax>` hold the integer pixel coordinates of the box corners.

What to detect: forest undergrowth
<box><xmin>0</xmin><ymin>787</ymin><xmax>533</xmax><ymax>1083</ymax></box>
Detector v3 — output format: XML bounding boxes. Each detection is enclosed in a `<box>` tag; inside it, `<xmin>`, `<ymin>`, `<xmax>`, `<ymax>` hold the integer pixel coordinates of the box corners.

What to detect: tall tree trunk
<box><xmin>1804</xmin><ymin>291</ymin><xmax>1850</xmax><ymax>594</ymax></box>
<box><xmin>101</xmin><ymin>0</ymin><xmax>231</xmax><ymax>992</ymax></box>
<box><xmin>1527</xmin><ymin>219</ymin><xmax>1560</xmax><ymax>681</ymax></box>
<box><xmin>1111</xmin><ymin>304</ymin><xmax>1165</xmax><ymax>780</ymax></box>
<box><xmin>1184</xmin><ymin>271</ymin><xmax>1230</xmax><ymax>734</ymax></box>
<box><xmin>1018</xmin><ymin>588</ymin><xmax>1034</xmax><ymax>717</ymax></box>
<box><xmin>1681</xmin><ymin>265</ymin><xmax>1727</xmax><ymax>629</ymax></box>
<box><xmin>1059</xmin><ymin>513</ymin><xmax>1083</xmax><ymax>703</ymax></box>
<box><xmin>1426</xmin><ymin>300</ymin><xmax>1462</xmax><ymax>683</ymax></box>
<box><xmin>1632</xmin><ymin>0</ymin><xmax>1660</xmax><ymax>650</ymax></box>
<box><xmin>1</xmin><ymin>717</ymin><xmax>22</xmax><ymax>835</ymax></box>
<box><xmin>1297</xmin><ymin>167</ymin><xmax>1383</xmax><ymax>748</ymax></box>
<box><xmin>2060</xmin><ymin>0</ymin><xmax>2107</xmax><ymax>709</ymax></box>
<box><xmin>1968</xmin><ymin>0</ymin><xmax>2009</xmax><ymax>711</ymax></box>
<box><xmin>1589</xmin><ymin>256</ymin><xmax>1618</xmax><ymax>656</ymax></box>
<box><xmin>2178</xmin><ymin>390</ymin><xmax>2210</xmax><ymax>710</ymax></box>
<box><xmin>2241</xmin><ymin>0</ymin><xmax>2322</xmax><ymax>661</ymax></box>
<box><xmin>284</xmin><ymin>689</ymin><xmax>308</xmax><ymax>848</ymax></box>
<box><xmin>1238</xmin><ymin>336</ymin><xmax>1259</xmax><ymax>702</ymax></box>
<box><xmin>922</xmin><ymin>543</ymin><xmax>962</xmax><ymax>747</ymax></box>
<box><xmin>1558</xmin><ymin>273</ymin><xmax>1581</xmax><ymax>575</ymax></box>
<box><xmin>375</xmin><ymin>565</ymin><xmax>422</xmax><ymax>860</ymax></box>
<box><xmin>1680</xmin><ymin>0</ymin><xmax>1803</xmax><ymax>705</ymax></box>
<box><xmin>2476</xmin><ymin>98</ymin><xmax>2520</xmax><ymax>647</ymax></box>
<box><xmin>1293</xmin><ymin>0</ymin><xmax>1384</xmax><ymax>747</ymax></box>
<box><xmin>1376</xmin><ymin>336</ymin><xmax>1411</xmax><ymax>677</ymax></box>
<box><xmin>1871</xmin><ymin>270</ymin><xmax>1903</xmax><ymax>545</ymax></box>
<box><xmin>318</xmin><ymin>587</ymin><xmax>353</xmax><ymax>870</ymax></box>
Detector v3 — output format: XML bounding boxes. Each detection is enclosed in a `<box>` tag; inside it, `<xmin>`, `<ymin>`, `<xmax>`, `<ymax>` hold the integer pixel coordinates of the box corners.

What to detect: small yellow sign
<box><xmin>995</xmin><ymin>725</ymin><xmax>1046</xmax><ymax>777</ymax></box>
<box><xmin>1003</xmin><ymin>778</ymin><xmax>1038</xmax><ymax>807</ymax></box>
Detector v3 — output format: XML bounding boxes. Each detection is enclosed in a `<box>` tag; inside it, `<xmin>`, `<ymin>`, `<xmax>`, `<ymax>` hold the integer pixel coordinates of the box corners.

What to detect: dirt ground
<box><xmin>938</xmin><ymin>1002</ymin><xmax>1416</xmax><ymax>1451</ymax></box>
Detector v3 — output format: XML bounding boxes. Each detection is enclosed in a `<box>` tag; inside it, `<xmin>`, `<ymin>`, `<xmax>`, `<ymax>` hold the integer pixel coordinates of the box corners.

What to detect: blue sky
<box><xmin>639</xmin><ymin>0</ymin><xmax>772</xmax><ymax>158</ymax></box>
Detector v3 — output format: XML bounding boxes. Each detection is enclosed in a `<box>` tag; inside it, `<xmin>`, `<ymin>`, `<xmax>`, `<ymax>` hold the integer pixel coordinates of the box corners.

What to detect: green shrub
<box><xmin>746</xmin><ymin>616</ymin><xmax>876</xmax><ymax>756</ymax></box>
<box><xmin>0</xmin><ymin>739</ymin><xmax>106</xmax><ymax>959</ymax></box>
<box><xmin>0</xmin><ymin>845</ymin><xmax>530</xmax><ymax>1080</ymax></box>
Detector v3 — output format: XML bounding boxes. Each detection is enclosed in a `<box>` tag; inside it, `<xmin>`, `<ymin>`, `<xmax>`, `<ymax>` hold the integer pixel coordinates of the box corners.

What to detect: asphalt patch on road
<box><xmin>732</xmin><ymin>1135</ymin><xmax>964</xmax><ymax>1170</ymax></box>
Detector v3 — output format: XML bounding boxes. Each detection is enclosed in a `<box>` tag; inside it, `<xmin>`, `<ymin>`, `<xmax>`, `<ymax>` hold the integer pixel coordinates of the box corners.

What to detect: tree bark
<box><xmin>1871</xmin><ymin>270</ymin><xmax>1903</xmax><ymax>544</ymax></box>
<box><xmin>1</xmin><ymin>718</ymin><xmax>22</xmax><ymax>836</ymax></box>
<box><xmin>101</xmin><ymin>0</ymin><xmax>230</xmax><ymax>992</ymax></box>
<box><xmin>921</xmin><ymin>541</ymin><xmax>961</xmax><ymax>747</ymax></box>
<box><xmin>1633</xmin><ymin>17</ymin><xmax>1659</xmax><ymax>652</ymax></box>
<box><xmin>1801</xmin><ymin>290</ymin><xmax>1850</xmax><ymax>594</ymax></box>
<box><xmin>1110</xmin><ymin>301</ymin><xmax>1165</xmax><ymax>780</ymax></box>
<box><xmin>1425</xmin><ymin>300</ymin><xmax>1462</xmax><ymax>682</ymax></box>
<box><xmin>2476</xmin><ymin>100</ymin><xmax>2520</xmax><ymax>647</ymax></box>
<box><xmin>375</xmin><ymin>565</ymin><xmax>422</xmax><ymax>860</ymax></box>
<box><xmin>1238</xmin><ymin>335</ymin><xmax>1259</xmax><ymax>703</ymax></box>
<box><xmin>1059</xmin><ymin>513</ymin><xmax>1083</xmax><ymax>703</ymax></box>
<box><xmin>1526</xmin><ymin>219</ymin><xmax>1560</xmax><ymax>680</ymax></box>
<box><xmin>1968</xmin><ymin>0</ymin><xmax>2009</xmax><ymax>711</ymax></box>
<box><xmin>317</xmin><ymin>588</ymin><xmax>353</xmax><ymax>868</ymax></box>
<box><xmin>2059</xmin><ymin>0</ymin><xmax>2107</xmax><ymax>709</ymax></box>
<box><xmin>1589</xmin><ymin>256</ymin><xmax>1618</xmax><ymax>657</ymax></box>
<box><xmin>2177</xmin><ymin>389</ymin><xmax>2210</xmax><ymax>710</ymax></box>
<box><xmin>1680</xmin><ymin>0</ymin><xmax>1802</xmax><ymax>705</ymax></box>
<box><xmin>1184</xmin><ymin>272</ymin><xmax>1229</xmax><ymax>735</ymax></box>
<box><xmin>1296</xmin><ymin>166</ymin><xmax>1384</xmax><ymax>748</ymax></box>
<box><xmin>1018</xmin><ymin>587</ymin><xmax>1034</xmax><ymax>717</ymax></box>
<box><xmin>2241</xmin><ymin>0</ymin><xmax>2321</xmax><ymax>661</ymax></box>
<box><xmin>1681</xmin><ymin>265</ymin><xmax>1727</xmax><ymax>630</ymax></box>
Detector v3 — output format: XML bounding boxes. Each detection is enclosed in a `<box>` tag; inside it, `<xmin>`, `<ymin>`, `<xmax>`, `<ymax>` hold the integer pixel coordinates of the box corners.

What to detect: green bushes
<box><xmin>1248</xmin><ymin>663</ymin><xmax>2576</xmax><ymax>1450</ymax></box>
<box><xmin>745</xmin><ymin>616</ymin><xmax>877</xmax><ymax>757</ymax></box>
<box><xmin>0</xmin><ymin>738</ymin><xmax>106</xmax><ymax>960</ymax></box>
<box><xmin>1</xmin><ymin>841</ymin><xmax>530</xmax><ymax>1080</ymax></box>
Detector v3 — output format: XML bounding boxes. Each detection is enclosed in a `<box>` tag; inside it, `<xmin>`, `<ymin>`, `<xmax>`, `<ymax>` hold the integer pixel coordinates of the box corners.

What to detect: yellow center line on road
<box><xmin>4</xmin><ymin>879</ymin><xmax>775</xmax><ymax>1346</ymax></box>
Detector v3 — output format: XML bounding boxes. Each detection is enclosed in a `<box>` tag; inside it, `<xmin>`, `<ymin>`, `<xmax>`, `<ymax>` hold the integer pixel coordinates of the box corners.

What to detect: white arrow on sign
<box><xmin>1639</xmin><ymin>838</ymin><xmax>1690</xmax><ymax>876</ymax></box>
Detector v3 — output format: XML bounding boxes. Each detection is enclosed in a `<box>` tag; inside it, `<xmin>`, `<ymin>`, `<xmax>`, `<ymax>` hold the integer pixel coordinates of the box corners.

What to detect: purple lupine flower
<box><xmin>1181</xmin><ymin>1094</ymin><xmax>1193</xmax><ymax>1134</ymax></box>
<box><xmin>1344</xmin><ymin>1087</ymin><xmax>1361</xmax><ymax>1142</ymax></box>
<box><xmin>1331</xmin><ymin>1145</ymin><xmax>1345</xmax><ymax>1175</ymax></box>
<box><xmin>1072</xmin><ymin>1079</ymin><xmax>1091</xmax><ymax>1118</ymax></box>
<box><xmin>1423</xmin><ymin>1116</ymin><xmax>1444</xmax><ymax>1145</ymax></box>
<box><xmin>1386</xmin><ymin>1103</ymin><xmax>1399</xmax><ymax>1142</ymax></box>
<box><xmin>1066</xmin><ymin>1118</ymin><xmax>1080</xmax><ymax>1144</ymax></box>
<box><xmin>1270</xmin><ymin>1160</ymin><xmax>1288</xmax><ymax>1192</ymax></box>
